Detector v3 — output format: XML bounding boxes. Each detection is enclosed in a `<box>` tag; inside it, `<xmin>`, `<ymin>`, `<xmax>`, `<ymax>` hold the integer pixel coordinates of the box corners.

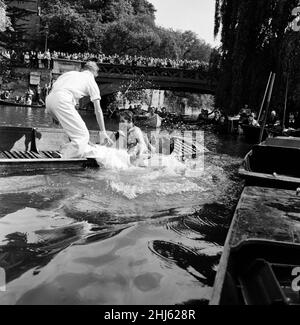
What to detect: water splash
<box><xmin>86</xmin><ymin>145</ymin><xmax>132</xmax><ymax>170</ymax></box>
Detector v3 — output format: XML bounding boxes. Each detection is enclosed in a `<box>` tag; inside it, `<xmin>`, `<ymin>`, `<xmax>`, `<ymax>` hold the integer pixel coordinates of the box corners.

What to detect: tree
<box><xmin>101</xmin><ymin>15</ymin><xmax>161</xmax><ymax>55</ymax></box>
<box><xmin>41</xmin><ymin>2</ymin><xmax>104</xmax><ymax>53</ymax></box>
<box><xmin>0</xmin><ymin>0</ymin><xmax>11</xmax><ymax>32</ymax></box>
<box><xmin>214</xmin><ymin>0</ymin><xmax>300</xmax><ymax>114</ymax></box>
<box><xmin>0</xmin><ymin>1</ymin><xmax>12</xmax><ymax>76</ymax></box>
<box><xmin>40</xmin><ymin>0</ymin><xmax>159</xmax><ymax>53</ymax></box>
<box><xmin>149</xmin><ymin>27</ymin><xmax>181</xmax><ymax>59</ymax></box>
<box><xmin>131</xmin><ymin>0</ymin><xmax>156</xmax><ymax>20</ymax></box>
<box><xmin>38</xmin><ymin>0</ymin><xmax>213</xmax><ymax>62</ymax></box>
<box><xmin>175</xmin><ymin>30</ymin><xmax>212</xmax><ymax>61</ymax></box>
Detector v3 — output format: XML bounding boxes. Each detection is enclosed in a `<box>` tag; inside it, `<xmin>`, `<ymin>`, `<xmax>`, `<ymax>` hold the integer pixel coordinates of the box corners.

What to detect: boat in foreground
<box><xmin>239</xmin><ymin>136</ymin><xmax>300</xmax><ymax>189</ymax></box>
<box><xmin>210</xmin><ymin>186</ymin><xmax>300</xmax><ymax>305</ymax></box>
<box><xmin>0</xmin><ymin>126</ymin><xmax>99</xmax><ymax>176</ymax></box>
<box><xmin>210</xmin><ymin>136</ymin><xmax>300</xmax><ymax>305</ymax></box>
<box><xmin>0</xmin><ymin>126</ymin><xmax>199</xmax><ymax>175</ymax></box>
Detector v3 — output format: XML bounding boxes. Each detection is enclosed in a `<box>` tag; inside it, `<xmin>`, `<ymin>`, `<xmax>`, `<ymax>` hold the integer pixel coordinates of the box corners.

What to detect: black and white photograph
<box><xmin>0</xmin><ymin>0</ymin><xmax>300</xmax><ymax>309</ymax></box>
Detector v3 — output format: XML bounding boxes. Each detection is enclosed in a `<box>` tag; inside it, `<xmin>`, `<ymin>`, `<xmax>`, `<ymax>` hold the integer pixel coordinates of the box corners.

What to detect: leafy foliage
<box><xmin>214</xmin><ymin>0</ymin><xmax>300</xmax><ymax>114</ymax></box>
<box><xmin>0</xmin><ymin>0</ymin><xmax>11</xmax><ymax>32</ymax></box>
<box><xmin>101</xmin><ymin>15</ymin><xmax>160</xmax><ymax>55</ymax></box>
<box><xmin>37</xmin><ymin>0</ymin><xmax>211</xmax><ymax>62</ymax></box>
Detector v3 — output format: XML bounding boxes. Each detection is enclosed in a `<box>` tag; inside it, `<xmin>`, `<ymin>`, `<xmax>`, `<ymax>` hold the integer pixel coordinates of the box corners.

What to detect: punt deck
<box><xmin>0</xmin><ymin>126</ymin><xmax>99</xmax><ymax>176</ymax></box>
<box><xmin>210</xmin><ymin>186</ymin><xmax>300</xmax><ymax>305</ymax></box>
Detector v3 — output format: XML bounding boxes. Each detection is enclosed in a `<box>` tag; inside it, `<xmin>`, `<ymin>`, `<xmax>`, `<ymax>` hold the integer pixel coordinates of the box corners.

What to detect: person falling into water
<box><xmin>116</xmin><ymin>110</ymin><xmax>156</xmax><ymax>164</ymax></box>
<box><xmin>45</xmin><ymin>61</ymin><xmax>113</xmax><ymax>159</ymax></box>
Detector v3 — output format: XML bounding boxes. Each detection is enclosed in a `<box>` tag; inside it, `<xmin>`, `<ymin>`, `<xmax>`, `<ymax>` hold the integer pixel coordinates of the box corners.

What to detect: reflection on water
<box><xmin>0</xmin><ymin>106</ymin><xmax>250</xmax><ymax>305</ymax></box>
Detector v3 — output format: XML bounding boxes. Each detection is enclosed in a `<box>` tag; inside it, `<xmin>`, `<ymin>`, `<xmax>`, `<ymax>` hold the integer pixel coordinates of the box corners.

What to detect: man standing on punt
<box><xmin>46</xmin><ymin>61</ymin><xmax>113</xmax><ymax>159</ymax></box>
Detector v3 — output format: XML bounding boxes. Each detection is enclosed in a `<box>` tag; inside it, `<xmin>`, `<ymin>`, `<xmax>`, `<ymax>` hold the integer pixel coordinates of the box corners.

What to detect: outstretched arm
<box><xmin>93</xmin><ymin>99</ymin><xmax>114</xmax><ymax>145</ymax></box>
<box><xmin>93</xmin><ymin>99</ymin><xmax>106</xmax><ymax>131</ymax></box>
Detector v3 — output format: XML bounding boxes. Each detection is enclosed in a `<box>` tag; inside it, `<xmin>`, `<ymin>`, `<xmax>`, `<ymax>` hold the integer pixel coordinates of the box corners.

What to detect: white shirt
<box><xmin>51</xmin><ymin>70</ymin><xmax>101</xmax><ymax>102</ymax></box>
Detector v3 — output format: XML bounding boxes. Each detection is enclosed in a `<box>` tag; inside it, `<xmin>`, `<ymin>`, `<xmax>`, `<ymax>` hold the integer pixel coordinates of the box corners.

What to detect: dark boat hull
<box><xmin>210</xmin><ymin>186</ymin><xmax>300</xmax><ymax>305</ymax></box>
<box><xmin>211</xmin><ymin>138</ymin><xmax>300</xmax><ymax>305</ymax></box>
<box><xmin>212</xmin><ymin>239</ymin><xmax>300</xmax><ymax>305</ymax></box>
<box><xmin>240</xmin><ymin>124</ymin><xmax>269</xmax><ymax>143</ymax></box>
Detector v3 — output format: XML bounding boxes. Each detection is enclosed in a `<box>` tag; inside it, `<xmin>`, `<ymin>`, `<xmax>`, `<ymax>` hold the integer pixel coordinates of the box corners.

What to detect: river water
<box><xmin>0</xmin><ymin>106</ymin><xmax>250</xmax><ymax>305</ymax></box>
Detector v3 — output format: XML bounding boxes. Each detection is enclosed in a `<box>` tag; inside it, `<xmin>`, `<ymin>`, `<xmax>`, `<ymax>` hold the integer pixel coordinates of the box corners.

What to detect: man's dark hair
<box><xmin>118</xmin><ymin>110</ymin><xmax>134</xmax><ymax>123</ymax></box>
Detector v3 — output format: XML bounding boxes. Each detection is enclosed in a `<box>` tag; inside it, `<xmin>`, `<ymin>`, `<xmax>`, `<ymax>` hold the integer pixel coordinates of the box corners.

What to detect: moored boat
<box><xmin>0</xmin><ymin>99</ymin><xmax>45</xmax><ymax>108</ymax></box>
<box><xmin>239</xmin><ymin>136</ymin><xmax>300</xmax><ymax>189</ymax></box>
<box><xmin>0</xmin><ymin>126</ymin><xmax>201</xmax><ymax>175</ymax></box>
<box><xmin>210</xmin><ymin>134</ymin><xmax>300</xmax><ymax>305</ymax></box>
<box><xmin>210</xmin><ymin>185</ymin><xmax>300</xmax><ymax>305</ymax></box>
<box><xmin>240</xmin><ymin>124</ymin><xmax>268</xmax><ymax>143</ymax></box>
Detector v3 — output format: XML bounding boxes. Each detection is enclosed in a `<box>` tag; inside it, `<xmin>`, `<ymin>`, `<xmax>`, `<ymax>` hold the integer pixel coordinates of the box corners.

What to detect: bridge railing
<box><xmin>96</xmin><ymin>63</ymin><xmax>210</xmax><ymax>81</ymax></box>
<box><xmin>52</xmin><ymin>58</ymin><xmax>213</xmax><ymax>82</ymax></box>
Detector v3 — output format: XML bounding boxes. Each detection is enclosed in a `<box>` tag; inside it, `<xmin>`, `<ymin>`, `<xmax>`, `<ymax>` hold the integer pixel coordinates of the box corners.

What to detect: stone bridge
<box><xmin>52</xmin><ymin>59</ymin><xmax>216</xmax><ymax>97</ymax></box>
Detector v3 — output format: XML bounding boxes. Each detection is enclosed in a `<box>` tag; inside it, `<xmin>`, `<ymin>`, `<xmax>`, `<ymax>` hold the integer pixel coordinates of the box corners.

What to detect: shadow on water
<box><xmin>149</xmin><ymin>240</ymin><xmax>220</xmax><ymax>286</ymax></box>
<box><xmin>0</xmin><ymin>220</ymin><xmax>130</xmax><ymax>284</ymax></box>
<box><xmin>147</xmin><ymin>202</ymin><xmax>239</xmax><ymax>288</ymax></box>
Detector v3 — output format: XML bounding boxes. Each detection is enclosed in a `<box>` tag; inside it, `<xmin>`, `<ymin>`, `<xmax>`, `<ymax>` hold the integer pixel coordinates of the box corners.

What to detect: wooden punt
<box><xmin>210</xmin><ymin>186</ymin><xmax>300</xmax><ymax>305</ymax></box>
<box><xmin>0</xmin><ymin>126</ymin><xmax>99</xmax><ymax>176</ymax></box>
<box><xmin>239</xmin><ymin>136</ymin><xmax>300</xmax><ymax>189</ymax></box>
<box><xmin>210</xmin><ymin>136</ymin><xmax>300</xmax><ymax>305</ymax></box>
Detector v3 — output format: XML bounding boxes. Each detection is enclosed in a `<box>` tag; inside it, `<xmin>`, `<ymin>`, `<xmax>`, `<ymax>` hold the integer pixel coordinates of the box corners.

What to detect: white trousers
<box><xmin>46</xmin><ymin>90</ymin><xmax>90</xmax><ymax>158</ymax></box>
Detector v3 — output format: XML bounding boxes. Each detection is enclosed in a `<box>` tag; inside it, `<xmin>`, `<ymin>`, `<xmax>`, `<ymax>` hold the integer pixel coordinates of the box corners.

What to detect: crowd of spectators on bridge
<box><xmin>0</xmin><ymin>49</ymin><xmax>209</xmax><ymax>72</ymax></box>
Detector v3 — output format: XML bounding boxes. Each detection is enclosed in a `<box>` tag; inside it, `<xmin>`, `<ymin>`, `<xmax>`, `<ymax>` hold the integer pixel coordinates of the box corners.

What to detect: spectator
<box><xmin>248</xmin><ymin>114</ymin><xmax>260</xmax><ymax>127</ymax></box>
<box><xmin>24</xmin><ymin>52</ymin><xmax>30</xmax><ymax>67</ymax></box>
<box><xmin>1</xmin><ymin>49</ymin><xmax>210</xmax><ymax>72</ymax></box>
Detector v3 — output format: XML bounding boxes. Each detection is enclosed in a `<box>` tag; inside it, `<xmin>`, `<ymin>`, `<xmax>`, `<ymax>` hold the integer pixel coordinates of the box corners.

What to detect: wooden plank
<box><xmin>230</xmin><ymin>186</ymin><xmax>300</xmax><ymax>246</ymax></box>
<box><xmin>29</xmin><ymin>151</ymin><xmax>41</xmax><ymax>158</ymax></box>
<box><xmin>25</xmin><ymin>151</ymin><xmax>37</xmax><ymax>159</ymax></box>
<box><xmin>0</xmin><ymin>158</ymin><xmax>87</xmax><ymax>163</ymax></box>
<box><xmin>210</xmin><ymin>185</ymin><xmax>300</xmax><ymax>305</ymax></box>
<box><xmin>209</xmin><ymin>187</ymin><xmax>245</xmax><ymax>305</ymax></box>
<box><xmin>239</xmin><ymin>168</ymin><xmax>300</xmax><ymax>185</ymax></box>
<box><xmin>11</xmin><ymin>151</ymin><xmax>25</xmax><ymax>159</ymax></box>
<box><xmin>0</xmin><ymin>159</ymin><xmax>91</xmax><ymax>176</ymax></box>
<box><xmin>3</xmin><ymin>151</ymin><xmax>15</xmax><ymax>159</ymax></box>
<box><xmin>264</xmin><ymin>137</ymin><xmax>300</xmax><ymax>149</ymax></box>
<box><xmin>8</xmin><ymin>151</ymin><xmax>20</xmax><ymax>159</ymax></box>
<box><xmin>49</xmin><ymin>151</ymin><xmax>62</xmax><ymax>158</ymax></box>
<box><xmin>42</xmin><ymin>151</ymin><xmax>54</xmax><ymax>159</ymax></box>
